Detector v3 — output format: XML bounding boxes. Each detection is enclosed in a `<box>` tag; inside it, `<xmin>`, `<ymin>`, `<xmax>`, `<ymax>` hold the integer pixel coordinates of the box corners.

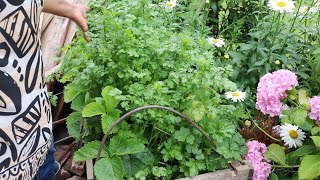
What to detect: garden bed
<box><xmin>46</xmin><ymin>0</ymin><xmax>320</xmax><ymax>179</ymax></box>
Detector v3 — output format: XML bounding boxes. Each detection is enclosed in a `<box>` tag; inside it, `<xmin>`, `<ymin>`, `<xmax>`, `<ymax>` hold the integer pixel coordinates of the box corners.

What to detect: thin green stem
<box><xmin>287</xmin><ymin>98</ymin><xmax>302</xmax><ymax>109</ymax></box>
<box><xmin>154</xmin><ymin>126</ymin><xmax>171</xmax><ymax>135</ymax></box>
<box><xmin>252</xmin><ymin>120</ymin><xmax>281</xmax><ymax>142</ymax></box>
<box><xmin>267</xmin><ymin>13</ymin><xmax>281</xmax><ymax>58</ymax></box>
<box><xmin>273</xmin><ymin>165</ymin><xmax>299</xmax><ymax>168</ymax></box>
<box><xmin>280</xmin><ymin>0</ymin><xmax>303</xmax><ymax>53</ymax></box>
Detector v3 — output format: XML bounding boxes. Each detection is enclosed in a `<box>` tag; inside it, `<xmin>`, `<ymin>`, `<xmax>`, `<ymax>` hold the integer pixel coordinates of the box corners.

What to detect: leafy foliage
<box><xmin>59</xmin><ymin>0</ymin><xmax>248</xmax><ymax>178</ymax></box>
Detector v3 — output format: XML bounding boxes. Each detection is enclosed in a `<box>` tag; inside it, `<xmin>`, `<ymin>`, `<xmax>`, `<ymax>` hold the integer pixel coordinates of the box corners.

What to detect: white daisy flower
<box><xmin>267</xmin><ymin>0</ymin><xmax>295</xmax><ymax>13</ymax></box>
<box><xmin>207</xmin><ymin>37</ymin><xmax>225</xmax><ymax>47</ymax></box>
<box><xmin>225</xmin><ymin>90</ymin><xmax>246</xmax><ymax>102</ymax></box>
<box><xmin>166</xmin><ymin>0</ymin><xmax>177</xmax><ymax>9</ymax></box>
<box><xmin>280</xmin><ymin>123</ymin><xmax>306</xmax><ymax>148</ymax></box>
<box><xmin>299</xmin><ymin>6</ymin><xmax>318</xmax><ymax>13</ymax></box>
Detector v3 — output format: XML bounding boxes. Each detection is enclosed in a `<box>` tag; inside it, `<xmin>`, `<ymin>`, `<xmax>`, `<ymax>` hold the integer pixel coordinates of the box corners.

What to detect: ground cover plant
<box><xmin>54</xmin><ymin>0</ymin><xmax>320</xmax><ymax>179</ymax></box>
<box><xmin>57</xmin><ymin>0</ymin><xmax>248</xmax><ymax>179</ymax></box>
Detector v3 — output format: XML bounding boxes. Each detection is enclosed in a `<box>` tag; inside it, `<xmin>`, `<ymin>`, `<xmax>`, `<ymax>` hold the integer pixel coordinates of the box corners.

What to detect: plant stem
<box><xmin>280</xmin><ymin>0</ymin><xmax>303</xmax><ymax>53</ymax></box>
<box><xmin>252</xmin><ymin>120</ymin><xmax>281</xmax><ymax>142</ymax></box>
<box><xmin>273</xmin><ymin>165</ymin><xmax>299</xmax><ymax>168</ymax></box>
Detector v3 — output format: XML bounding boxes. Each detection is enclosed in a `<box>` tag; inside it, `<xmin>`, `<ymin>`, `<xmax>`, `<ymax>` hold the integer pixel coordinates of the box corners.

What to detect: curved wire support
<box><xmin>96</xmin><ymin>105</ymin><xmax>215</xmax><ymax>161</ymax></box>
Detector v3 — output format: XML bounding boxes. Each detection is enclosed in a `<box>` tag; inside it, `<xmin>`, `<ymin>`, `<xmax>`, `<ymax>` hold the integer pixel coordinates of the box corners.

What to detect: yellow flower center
<box><xmin>244</xmin><ymin>120</ymin><xmax>251</xmax><ymax>127</ymax></box>
<box><xmin>167</xmin><ymin>2</ymin><xmax>173</xmax><ymax>7</ymax></box>
<box><xmin>232</xmin><ymin>92</ymin><xmax>240</xmax><ymax>97</ymax></box>
<box><xmin>277</xmin><ymin>1</ymin><xmax>287</xmax><ymax>7</ymax></box>
<box><xmin>212</xmin><ymin>39</ymin><xmax>220</xmax><ymax>43</ymax></box>
<box><xmin>289</xmin><ymin>130</ymin><xmax>298</xmax><ymax>139</ymax></box>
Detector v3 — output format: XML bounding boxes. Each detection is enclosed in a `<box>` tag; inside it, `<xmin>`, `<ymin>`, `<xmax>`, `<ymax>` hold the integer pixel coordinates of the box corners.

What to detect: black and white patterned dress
<box><xmin>0</xmin><ymin>0</ymin><xmax>52</xmax><ymax>179</ymax></box>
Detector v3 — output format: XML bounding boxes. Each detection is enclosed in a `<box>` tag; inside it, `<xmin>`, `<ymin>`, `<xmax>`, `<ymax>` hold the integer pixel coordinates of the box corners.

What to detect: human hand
<box><xmin>69</xmin><ymin>4</ymin><xmax>90</xmax><ymax>42</ymax></box>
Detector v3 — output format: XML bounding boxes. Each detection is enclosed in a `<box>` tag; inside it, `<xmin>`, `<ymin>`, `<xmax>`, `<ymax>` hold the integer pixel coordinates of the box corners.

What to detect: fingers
<box><xmin>82</xmin><ymin>31</ymin><xmax>90</xmax><ymax>42</ymax></box>
<box><xmin>69</xmin><ymin>4</ymin><xmax>90</xmax><ymax>42</ymax></box>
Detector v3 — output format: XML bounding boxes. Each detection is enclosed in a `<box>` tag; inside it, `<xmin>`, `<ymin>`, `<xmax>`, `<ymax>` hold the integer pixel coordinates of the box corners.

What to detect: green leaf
<box><xmin>82</xmin><ymin>102</ymin><xmax>106</xmax><ymax>117</ymax></box>
<box><xmin>121</xmin><ymin>155</ymin><xmax>145</xmax><ymax>178</ymax></box>
<box><xmin>239</xmin><ymin>43</ymin><xmax>255</xmax><ymax>51</ymax></box>
<box><xmin>94</xmin><ymin>156</ymin><xmax>125</xmax><ymax>180</ymax></box>
<box><xmin>64</xmin><ymin>84</ymin><xmax>83</xmax><ymax>103</ymax></box>
<box><xmin>109</xmin><ymin>136</ymin><xmax>145</xmax><ymax>156</ymax></box>
<box><xmin>291</xmin><ymin>145</ymin><xmax>317</xmax><ymax>158</ymax></box>
<box><xmin>74</xmin><ymin>141</ymin><xmax>108</xmax><ymax>162</ymax></box>
<box><xmin>311</xmin><ymin>136</ymin><xmax>320</xmax><ymax>148</ymax></box>
<box><xmin>298</xmin><ymin>90</ymin><xmax>310</xmax><ymax>109</ymax></box>
<box><xmin>289</xmin><ymin>108</ymin><xmax>308</xmax><ymax>126</ymax></box>
<box><xmin>287</xmin><ymin>88</ymin><xmax>298</xmax><ymax>100</ymax></box>
<box><xmin>101</xmin><ymin>111</ymin><xmax>120</xmax><ymax>133</ymax></box>
<box><xmin>264</xmin><ymin>144</ymin><xmax>287</xmax><ymax>166</ymax></box>
<box><xmin>71</xmin><ymin>93</ymin><xmax>86</xmax><ymax>112</ymax></box>
<box><xmin>268</xmin><ymin>172</ymin><xmax>279</xmax><ymax>180</ymax></box>
<box><xmin>298</xmin><ymin>155</ymin><xmax>320</xmax><ymax>180</ymax></box>
<box><xmin>312</xmin><ymin>48</ymin><xmax>320</xmax><ymax>55</ymax></box>
<box><xmin>66</xmin><ymin>112</ymin><xmax>82</xmax><ymax>140</ymax></box>
<box><xmin>173</xmin><ymin>127</ymin><xmax>191</xmax><ymax>142</ymax></box>
<box><xmin>311</xmin><ymin>127</ymin><xmax>320</xmax><ymax>135</ymax></box>
<box><xmin>101</xmin><ymin>86</ymin><xmax>120</xmax><ymax>113</ymax></box>
<box><xmin>133</xmin><ymin>149</ymin><xmax>155</xmax><ymax>165</ymax></box>
<box><xmin>299</xmin><ymin>118</ymin><xmax>315</xmax><ymax>132</ymax></box>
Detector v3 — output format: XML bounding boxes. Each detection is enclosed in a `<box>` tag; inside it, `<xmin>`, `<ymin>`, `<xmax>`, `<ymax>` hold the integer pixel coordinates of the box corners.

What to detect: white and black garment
<box><xmin>0</xmin><ymin>0</ymin><xmax>52</xmax><ymax>179</ymax></box>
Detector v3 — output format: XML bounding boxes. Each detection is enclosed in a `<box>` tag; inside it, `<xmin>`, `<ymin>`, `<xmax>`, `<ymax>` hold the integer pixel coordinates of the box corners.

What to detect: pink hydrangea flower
<box><xmin>256</xmin><ymin>69</ymin><xmax>298</xmax><ymax>117</ymax></box>
<box><xmin>309</xmin><ymin>96</ymin><xmax>320</xmax><ymax>124</ymax></box>
<box><xmin>245</xmin><ymin>141</ymin><xmax>272</xmax><ymax>180</ymax></box>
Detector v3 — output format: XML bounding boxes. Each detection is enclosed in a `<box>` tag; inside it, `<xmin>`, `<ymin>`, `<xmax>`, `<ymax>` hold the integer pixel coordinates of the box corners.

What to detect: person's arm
<box><xmin>43</xmin><ymin>0</ymin><xmax>89</xmax><ymax>41</ymax></box>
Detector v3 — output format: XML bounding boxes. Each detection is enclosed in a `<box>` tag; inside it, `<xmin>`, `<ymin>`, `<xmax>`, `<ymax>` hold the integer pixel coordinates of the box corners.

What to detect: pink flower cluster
<box><xmin>256</xmin><ymin>69</ymin><xmax>298</xmax><ymax>117</ymax></box>
<box><xmin>309</xmin><ymin>96</ymin><xmax>320</xmax><ymax>125</ymax></box>
<box><xmin>245</xmin><ymin>140</ymin><xmax>271</xmax><ymax>180</ymax></box>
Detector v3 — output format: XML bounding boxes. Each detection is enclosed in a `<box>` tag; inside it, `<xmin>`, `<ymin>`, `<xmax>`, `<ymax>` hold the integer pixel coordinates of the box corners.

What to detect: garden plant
<box><xmin>52</xmin><ymin>0</ymin><xmax>320</xmax><ymax>179</ymax></box>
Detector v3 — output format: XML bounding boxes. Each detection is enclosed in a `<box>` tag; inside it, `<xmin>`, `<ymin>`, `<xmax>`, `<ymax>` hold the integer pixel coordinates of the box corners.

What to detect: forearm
<box><xmin>42</xmin><ymin>0</ymin><xmax>75</xmax><ymax>18</ymax></box>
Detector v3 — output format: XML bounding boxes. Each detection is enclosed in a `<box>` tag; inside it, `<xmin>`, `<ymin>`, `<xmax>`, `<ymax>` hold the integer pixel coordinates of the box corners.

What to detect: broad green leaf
<box><xmin>239</xmin><ymin>43</ymin><xmax>255</xmax><ymax>51</ymax></box>
<box><xmin>109</xmin><ymin>136</ymin><xmax>145</xmax><ymax>156</ymax></box>
<box><xmin>298</xmin><ymin>90</ymin><xmax>310</xmax><ymax>109</ymax></box>
<box><xmin>298</xmin><ymin>155</ymin><xmax>320</xmax><ymax>180</ymax></box>
<box><xmin>121</xmin><ymin>155</ymin><xmax>145</xmax><ymax>177</ymax></box>
<box><xmin>299</xmin><ymin>118</ymin><xmax>315</xmax><ymax>132</ymax></box>
<box><xmin>289</xmin><ymin>108</ymin><xmax>308</xmax><ymax>126</ymax></box>
<box><xmin>94</xmin><ymin>156</ymin><xmax>125</xmax><ymax>180</ymax></box>
<box><xmin>102</xmin><ymin>110</ymin><xmax>120</xmax><ymax>133</ymax></box>
<box><xmin>64</xmin><ymin>84</ymin><xmax>83</xmax><ymax>103</ymax></box>
<box><xmin>66</xmin><ymin>112</ymin><xmax>82</xmax><ymax>140</ymax></box>
<box><xmin>82</xmin><ymin>102</ymin><xmax>106</xmax><ymax>117</ymax></box>
<box><xmin>101</xmin><ymin>86</ymin><xmax>120</xmax><ymax>113</ymax></box>
<box><xmin>268</xmin><ymin>172</ymin><xmax>279</xmax><ymax>180</ymax></box>
<box><xmin>71</xmin><ymin>93</ymin><xmax>86</xmax><ymax>112</ymax></box>
<box><xmin>312</xmin><ymin>48</ymin><xmax>320</xmax><ymax>55</ymax></box>
<box><xmin>74</xmin><ymin>141</ymin><xmax>108</xmax><ymax>162</ymax></box>
<box><xmin>133</xmin><ymin>149</ymin><xmax>155</xmax><ymax>165</ymax></box>
<box><xmin>310</xmin><ymin>136</ymin><xmax>320</xmax><ymax>148</ymax></box>
<box><xmin>291</xmin><ymin>145</ymin><xmax>317</xmax><ymax>158</ymax></box>
<box><xmin>264</xmin><ymin>144</ymin><xmax>287</xmax><ymax>166</ymax></box>
<box><xmin>311</xmin><ymin>127</ymin><xmax>320</xmax><ymax>135</ymax></box>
